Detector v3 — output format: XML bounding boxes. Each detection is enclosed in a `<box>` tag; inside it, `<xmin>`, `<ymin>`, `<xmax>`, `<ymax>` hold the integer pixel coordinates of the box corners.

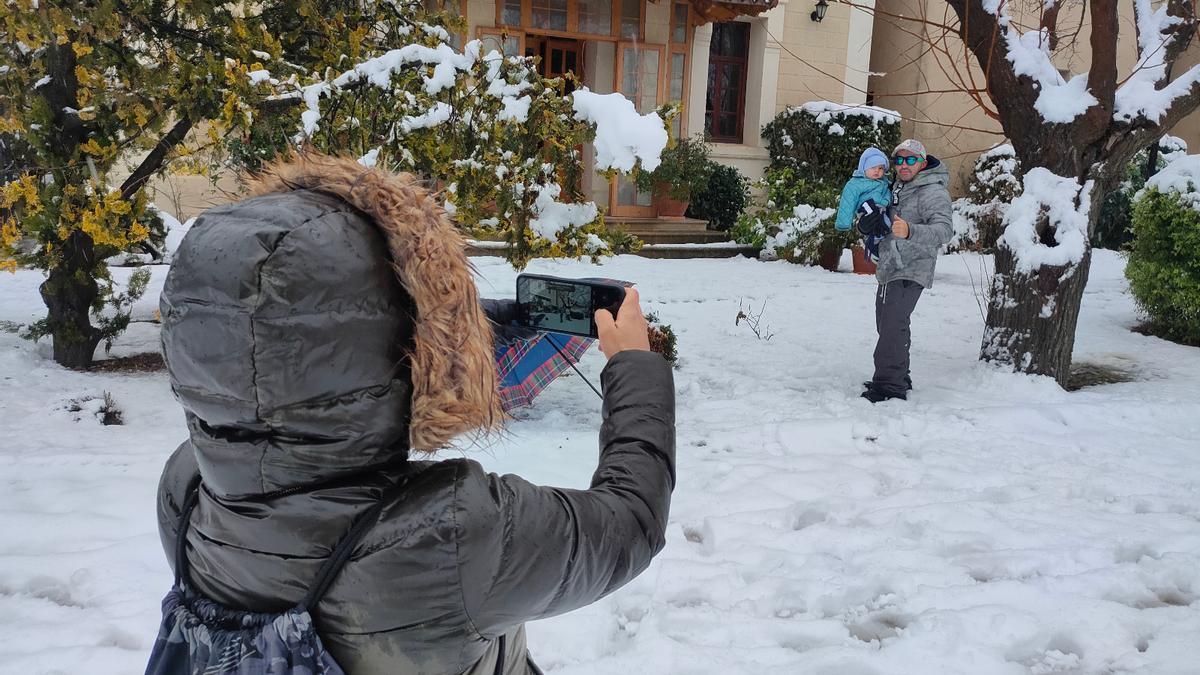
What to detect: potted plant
<box><xmin>850</xmin><ymin>243</ymin><xmax>877</xmax><ymax>274</ymax></box>
<box><xmin>636</xmin><ymin>135</ymin><xmax>713</xmax><ymax>218</ymax></box>
<box><xmin>787</xmin><ymin>215</ymin><xmax>858</xmax><ymax>271</ymax></box>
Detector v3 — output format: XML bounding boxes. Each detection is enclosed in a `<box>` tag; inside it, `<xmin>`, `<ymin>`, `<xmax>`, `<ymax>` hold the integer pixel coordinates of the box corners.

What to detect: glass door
<box><xmin>611</xmin><ymin>42</ymin><xmax>664</xmax><ymax>217</ymax></box>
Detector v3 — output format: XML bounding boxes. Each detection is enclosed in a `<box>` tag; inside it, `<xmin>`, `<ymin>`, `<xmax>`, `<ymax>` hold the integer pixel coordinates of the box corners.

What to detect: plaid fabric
<box><xmin>496</xmin><ymin>332</ymin><xmax>593</xmax><ymax>412</ymax></box>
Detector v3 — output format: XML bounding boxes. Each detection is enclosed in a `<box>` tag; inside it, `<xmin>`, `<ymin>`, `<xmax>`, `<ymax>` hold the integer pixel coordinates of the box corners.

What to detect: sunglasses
<box><xmin>894</xmin><ymin>155</ymin><xmax>925</xmax><ymax>166</ymax></box>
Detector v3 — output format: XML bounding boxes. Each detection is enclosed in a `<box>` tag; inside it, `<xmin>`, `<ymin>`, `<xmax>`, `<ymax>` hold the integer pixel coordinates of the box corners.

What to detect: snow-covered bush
<box><xmin>234</xmin><ymin>41</ymin><xmax>668</xmax><ymax>269</ymax></box>
<box><xmin>1126</xmin><ymin>155</ymin><xmax>1200</xmax><ymax>344</ymax></box>
<box><xmin>732</xmin><ymin>168</ymin><xmax>845</xmax><ymax>262</ymax></box>
<box><xmin>951</xmin><ymin>144</ymin><xmax>1021</xmax><ymax>252</ymax></box>
<box><xmin>737</xmin><ymin>103</ymin><xmax>898</xmax><ymax>264</ymax></box>
<box><xmin>1095</xmin><ymin>135</ymin><xmax>1188</xmax><ymax>251</ymax></box>
<box><xmin>762</xmin><ymin>102</ymin><xmax>901</xmax><ymax>180</ymax></box>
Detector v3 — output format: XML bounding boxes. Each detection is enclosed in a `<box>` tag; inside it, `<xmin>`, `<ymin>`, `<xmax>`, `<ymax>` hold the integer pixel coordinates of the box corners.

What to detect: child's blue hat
<box><xmin>857</xmin><ymin>148</ymin><xmax>889</xmax><ymax>174</ymax></box>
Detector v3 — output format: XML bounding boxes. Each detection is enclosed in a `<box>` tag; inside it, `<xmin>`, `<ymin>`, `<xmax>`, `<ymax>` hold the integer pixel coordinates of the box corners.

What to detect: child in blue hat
<box><xmin>834</xmin><ymin>147</ymin><xmax>892</xmax><ymax>261</ymax></box>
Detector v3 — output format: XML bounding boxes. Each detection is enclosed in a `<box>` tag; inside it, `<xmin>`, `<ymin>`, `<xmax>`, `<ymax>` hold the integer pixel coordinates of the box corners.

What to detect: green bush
<box><xmin>634</xmin><ymin>134</ymin><xmax>712</xmax><ymax>201</ymax></box>
<box><xmin>1126</xmin><ymin>189</ymin><xmax>1200</xmax><ymax>345</ymax></box>
<box><xmin>731</xmin><ymin>165</ymin><xmax>847</xmax><ymax>259</ymax></box>
<box><xmin>1095</xmin><ymin>135</ymin><xmax>1188</xmax><ymax>250</ymax></box>
<box><xmin>730</xmin><ymin>214</ymin><xmax>769</xmax><ymax>249</ymax></box>
<box><xmin>687</xmin><ymin>161</ymin><xmax>750</xmax><ymax>231</ymax></box>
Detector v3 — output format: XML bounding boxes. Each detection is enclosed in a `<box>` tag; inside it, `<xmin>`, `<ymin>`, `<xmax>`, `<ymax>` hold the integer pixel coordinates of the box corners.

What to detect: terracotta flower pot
<box><xmin>851</xmin><ymin>245</ymin><xmax>877</xmax><ymax>275</ymax></box>
<box><xmin>653</xmin><ymin>183</ymin><xmax>690</xmax><ymax>219</ymax></box>
<box><xmin>818</xmin><ymin>245</ymin><xmax>841</xmax><ymax>272</ymax></box>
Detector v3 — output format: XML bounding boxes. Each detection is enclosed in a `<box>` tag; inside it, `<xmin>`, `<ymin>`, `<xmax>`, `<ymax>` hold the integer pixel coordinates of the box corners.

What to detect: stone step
<box><xmin>625</xmin><ymin>230</ymin><xmax>731</xmax><ymax>245</ymax></box>
<box><xmin>635</xmin><ymin>243</ymin><xmax>761</xmax><ymax>259</ymax></box>
<box><xmin>607</xmin><ymin>216</ymin><xmax>710</xmax><ymax>234</ymax></box>
<box><xmin>465</xmin><ymin>240</ymin><xmax>760</xmax><ymax>260</ymax></box>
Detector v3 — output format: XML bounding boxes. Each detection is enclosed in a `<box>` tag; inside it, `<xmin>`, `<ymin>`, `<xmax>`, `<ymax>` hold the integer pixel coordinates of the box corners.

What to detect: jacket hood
<box><xmin>855</xmin><ymin>147</ymin><xmax>890</xmax><ymax>177</ymax></box>
<box><xmin>161</xmin><ymin>153</ymin><xmax>502</xmax><ymax>499</ymax></box>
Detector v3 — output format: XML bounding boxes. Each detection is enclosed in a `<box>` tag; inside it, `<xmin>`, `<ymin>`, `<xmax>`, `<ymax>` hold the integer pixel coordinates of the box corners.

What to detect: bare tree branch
<box><xmin>119</xmin><ymin>117</ymin><xmax>193</xmax><ymax>202</ymax></box>
<box><xmin>1083</xmin><ymin>0</ymin><xmax>1119</xmax><ymax>140</ymax></box>
<box><xmin>1041</xmin><ymin>1</ymin><xmax>1062</xmax><ymax>49</ymax></box>
<box><xmin>1159</xmin><ymin>0</ymin><xmax>1198</xmax><ymax>75</ymax></box>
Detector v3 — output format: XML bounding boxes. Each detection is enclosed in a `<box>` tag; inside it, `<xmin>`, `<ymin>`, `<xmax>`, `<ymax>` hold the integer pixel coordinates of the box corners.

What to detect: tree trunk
<box><xmin>982</xmin><ymin>245</ymin><xmax>1092</xmax><ymax>387</ymax></box>
<box><xmin>975</xmin><ymin>113</ymin><xmax>1123</xmax><ymax>388</ymax></box>
<box><xmin>39</xmin><ymin>231</ymin><xmax>101</xmax><ymax>369</ymax></box>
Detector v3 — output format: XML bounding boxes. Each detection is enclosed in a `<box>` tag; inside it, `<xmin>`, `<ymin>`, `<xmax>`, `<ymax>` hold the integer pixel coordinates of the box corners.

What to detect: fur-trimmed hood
<box><xmin>160</xmin><ymin>152</ymin><xmax>501</xmax><ymax>498</ymax></box>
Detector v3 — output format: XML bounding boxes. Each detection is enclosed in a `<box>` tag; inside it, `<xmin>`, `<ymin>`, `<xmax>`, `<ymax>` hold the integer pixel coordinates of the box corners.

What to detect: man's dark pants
<box><xmin>872</xmin><ymin>279</ymin><xmax>923</xmax><ymax>395</ymax></box>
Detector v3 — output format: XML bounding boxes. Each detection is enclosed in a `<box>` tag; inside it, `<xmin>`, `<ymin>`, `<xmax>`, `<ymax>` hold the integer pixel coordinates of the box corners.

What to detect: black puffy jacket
<box><xmin>156</xmin><ymin>155</ymin><xmax>676</xmax><ymax>674</ymax></box>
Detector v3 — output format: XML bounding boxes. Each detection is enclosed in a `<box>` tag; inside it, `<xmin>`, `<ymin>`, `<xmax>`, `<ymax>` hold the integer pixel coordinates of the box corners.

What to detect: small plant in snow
<box><xmin>64</xmin><ymin>391</ymin><xmax>123</xmax><ymax>426</ymax></box>
<box><xmin>735</xmin><ymin>299</ymin><xmax>775</xmax><ymax>341</ymax></box>
<box><xmin>644</xmin><ymin>312</ymin><xmax>678</xmax><ymax>368</ymax></box>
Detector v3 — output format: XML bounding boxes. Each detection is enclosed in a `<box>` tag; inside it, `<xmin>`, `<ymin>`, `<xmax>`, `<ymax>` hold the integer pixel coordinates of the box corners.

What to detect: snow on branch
<box><xmin>999</xmin><ymin>168</ymin><xmax>1094</xmax><ymax>273</ymax></box>
<box><xmin>571</xmin><ymin>90</ymin><xmax>668</xmax><ymax>172</ymax></box>
<box><xmin>1115</xmin><ymin>0</ymin><xmax>1200</xmax><ymax>123</ymax></box>
<box><xmin>981</xmin><ymin>0</ymin><xmax>1096</xmax><ymax>124</ymax></box>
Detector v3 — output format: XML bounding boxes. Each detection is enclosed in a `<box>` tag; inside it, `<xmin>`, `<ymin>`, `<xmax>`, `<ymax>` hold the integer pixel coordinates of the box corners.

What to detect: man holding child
<box><xmin>838</xmin><ymin>139</ymin><xmax>954</xmax><ymax>403</ymax></box>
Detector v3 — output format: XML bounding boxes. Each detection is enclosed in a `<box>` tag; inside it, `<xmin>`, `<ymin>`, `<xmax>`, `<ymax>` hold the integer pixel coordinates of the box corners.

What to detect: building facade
<box><xmin>151</xmin><ymin>0</ymin><xmax>878</xmax><ymax>219</ymax></box>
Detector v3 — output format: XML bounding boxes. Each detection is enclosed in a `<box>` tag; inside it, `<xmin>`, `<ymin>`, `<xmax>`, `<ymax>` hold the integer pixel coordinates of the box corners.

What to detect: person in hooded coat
<box><xmin>155</xmin><ymin>153</ymin><xmax>676</xmax><ymax>674</ymax></box>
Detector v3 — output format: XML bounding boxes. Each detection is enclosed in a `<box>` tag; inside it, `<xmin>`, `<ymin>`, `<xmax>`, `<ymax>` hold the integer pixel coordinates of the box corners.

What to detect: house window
<box><xmin>499</xmin><ymin>0</ymin><xmax>634</xmax><ymax>37</ymax></box>
<box><xmin>669</xmin><ymin>52</ymin><xmax>686</xmax><ymax>137</ymax></box>
<box><xmin>668</xmin><ymin>2</ymin><xmax>689</xmax><ymax>137</ymax></box>
<box><xmin>479</xmin><ymin>28</ymin><xmax>524</xmax><ymax>57</ymax></box>
<box><xmin>671</xmin><ymin>2</ymin><xmax>689</xmax><ymax>44</ymax></box>
<box><xmin>705</xmin><ymin>21</ymin><xmax>749</xmax><ymax>143</ymax></box>
<box><xmin>578</xmin><ymin>0</ymin><xmax>613</xmax><ymax>34</ymax></box>
<box><xmin>620</xmin><ymin>0</ymin><xmax>641</xmax><ymax>39</ymax></box>
<box><xmin>532</xmin><ymin>0</ymin><xmax>568</xmax><ymax>31</ymax></box>
<box><xmin>501</xmin><ymin>0</ymin><xmax>522</xmax><ymax>25</ymax></box>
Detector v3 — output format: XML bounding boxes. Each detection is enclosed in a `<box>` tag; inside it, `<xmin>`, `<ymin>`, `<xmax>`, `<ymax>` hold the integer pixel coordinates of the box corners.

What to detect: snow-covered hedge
<box><xmin>1126</xmin><ymin>156</ymin><xmax>1200</xmax><ymax>344</ymax></box>
<box><xmin>950</xmin><ymin>144</ymin><xmax>1021</xmax><ymax>252</ymax></box>
<box><xmin>737</xmin><ymin>103</ymin><xmax>900</xmax><ymax>263</ymax></box>
<box><xmin>1095</xmin><ymin>135</ymin><xmax>1188</xmax><ymax>250</ymax></box>
<box><xmin>762</xmin><ymin>102</ymin><xmax>901</xmax><ymax>180</ymax></box>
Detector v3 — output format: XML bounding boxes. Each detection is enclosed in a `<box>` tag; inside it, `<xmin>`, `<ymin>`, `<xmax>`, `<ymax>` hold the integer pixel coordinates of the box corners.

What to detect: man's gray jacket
<box><xmin>877</xmin><ymin>156</ymin><xmax>954</xmax><ymax>288</ymax></box>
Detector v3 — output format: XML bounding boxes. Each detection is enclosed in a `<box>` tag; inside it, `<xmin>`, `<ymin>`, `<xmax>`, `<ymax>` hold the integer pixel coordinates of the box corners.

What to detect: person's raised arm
<box><xmin>454</xmin><ymin>288</ymin><xmax>676</xmax><ymax>636</ymax></box>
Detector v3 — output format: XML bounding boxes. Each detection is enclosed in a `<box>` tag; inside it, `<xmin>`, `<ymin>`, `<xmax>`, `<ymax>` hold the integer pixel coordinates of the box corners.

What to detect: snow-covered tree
<box><xmin>238</xmin><ymin>40</ymin><xmax>669</xmax><ymax>269</ymax></box>
<box><xmin>0</xmin><ymin>0</ymin><xmax>666</xmax><ymax>368</ymax></box>
<box><xmin>928</xmin><ymin>0</ymin><xmax>1200</xmax><ymax>386</ymax></box>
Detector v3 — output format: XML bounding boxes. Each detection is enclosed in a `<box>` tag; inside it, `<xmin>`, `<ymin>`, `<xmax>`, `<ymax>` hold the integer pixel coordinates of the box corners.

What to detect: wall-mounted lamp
<box><xmin>810</xmin><ymin>0</ymin><xmax>828</xmax><ymax>22</ymax></box>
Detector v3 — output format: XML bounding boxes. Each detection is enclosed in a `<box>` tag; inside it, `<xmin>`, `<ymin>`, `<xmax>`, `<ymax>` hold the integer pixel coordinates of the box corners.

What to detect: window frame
<box><xmin>496</xmin><ymin>0</ymin><xmax>639</xmax><ymax>40</ymax></box>
<box><xmin>705</xmin><ymin>21</ymin><xmax>750</xmax><ymax>144</ymax></box>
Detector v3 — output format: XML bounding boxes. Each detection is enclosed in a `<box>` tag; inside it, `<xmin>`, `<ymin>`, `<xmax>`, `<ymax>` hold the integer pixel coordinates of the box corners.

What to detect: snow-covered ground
<box><xmin>2</xmin><ymin>250</ymin><xmax>1199</xmax><ymax>674</ymax></box>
